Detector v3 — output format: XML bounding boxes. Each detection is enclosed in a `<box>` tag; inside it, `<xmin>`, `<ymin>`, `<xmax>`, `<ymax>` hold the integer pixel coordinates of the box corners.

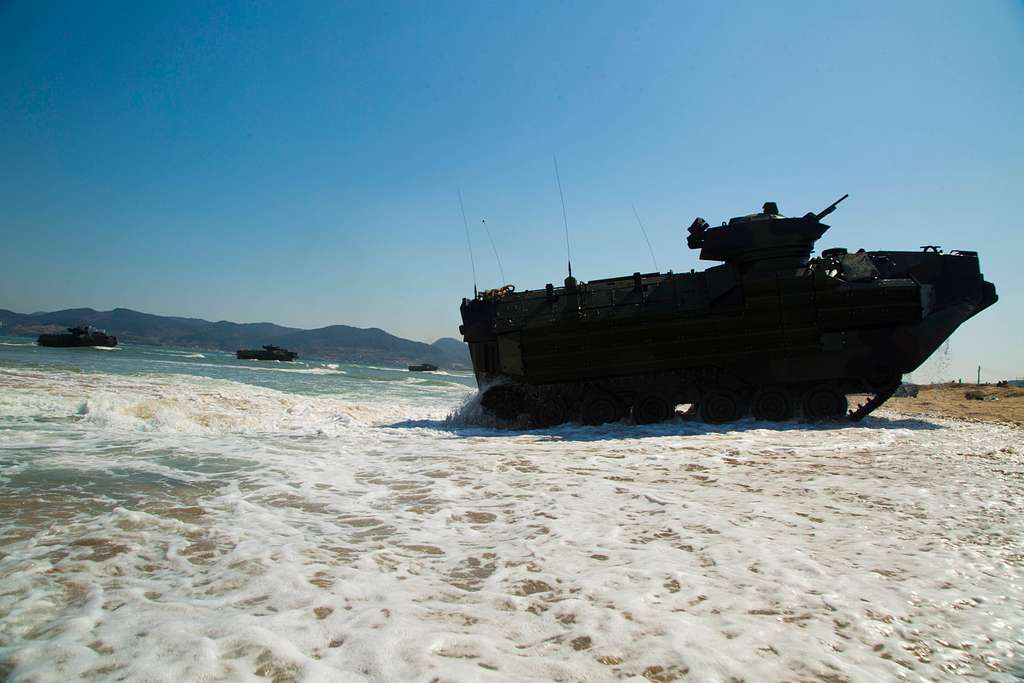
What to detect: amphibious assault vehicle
<box><xmin>236</xmin><ymin>345</ymin><xmax>298</xmax><ymax>361</ymax></box>
<box><xmin>37</xmin><ymin>326</ymin><xmax>118</xmax><ymax>348</ymax></box>
<box><xmin>408</xmin><ymin>363</ymin><xmax>439</xmax><ymax>372</ymax></box>
<box><xmin>459</xmin><ymin>196</ymin><xmax>997</xmax><ymax>426</ymax></box>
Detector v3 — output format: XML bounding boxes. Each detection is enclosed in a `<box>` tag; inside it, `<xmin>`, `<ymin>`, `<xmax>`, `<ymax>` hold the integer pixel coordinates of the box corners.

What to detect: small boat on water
<box><xmin>408</xmin><ymin>363</ymin><xmax>438</xmax><ymax>372</ymax></box>
<box><xmin>37</xmin><ymin>326</ymin><xmax>118</xmax><ymax>348</ymax></box>
<box><xmin>236</xmin><ymin>345</ymin><xmax>298</xmax><ymax>361</ymax></box>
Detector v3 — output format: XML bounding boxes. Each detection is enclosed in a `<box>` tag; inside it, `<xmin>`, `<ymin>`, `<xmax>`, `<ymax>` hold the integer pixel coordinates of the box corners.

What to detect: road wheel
<box><xmin>580</xmin><ymin>391</ymin><xmax>621</xmax><ymax>425</ymax></box>
<box><xmin>801</xmin><ymin>384</ymin><xmax>849</xmax><ymax>420</ymax></box>
<box><xmin>633</xmin><ymin>393</ymin><xmax>673</xmax><ymax>424</ymax></box>
<box><xmin>530</xmin><ymin>392</ymin><xmax>569</xmax><ymax>428</ymax></box>
<box><xmin>699</xmin><ymin>389</ymin><xmax>743</xmax><ymax>424</ymax></box>
<box><xmin>750</xmin><ymin>386</ymin><xmax>794</xmax><ymax>422</ymax></box>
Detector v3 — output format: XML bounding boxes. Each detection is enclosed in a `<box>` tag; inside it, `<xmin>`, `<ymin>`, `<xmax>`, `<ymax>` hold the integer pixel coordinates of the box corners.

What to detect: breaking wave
<box><xmin>0</xmin><ymin>368</ymin><xmax>382</xmax><ymax>436</ymax></box>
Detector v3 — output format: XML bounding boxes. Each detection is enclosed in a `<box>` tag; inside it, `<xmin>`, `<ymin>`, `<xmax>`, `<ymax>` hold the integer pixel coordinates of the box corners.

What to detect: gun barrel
<box><xmin>815</xmin><ymin>193</ymin><xmax>849</xmax><ymax>221</ymax></box>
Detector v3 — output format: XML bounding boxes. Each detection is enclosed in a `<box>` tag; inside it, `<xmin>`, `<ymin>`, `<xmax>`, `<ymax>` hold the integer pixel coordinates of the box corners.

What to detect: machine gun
<box><xmin>815</xmin><ymin>193</ymin><xmax>849</xmax><ymax>222</ymax></box>
<box><xmin>686</xmin><ymin>217</ymin><xmax>709</xmax><ymax>249</ymax></box>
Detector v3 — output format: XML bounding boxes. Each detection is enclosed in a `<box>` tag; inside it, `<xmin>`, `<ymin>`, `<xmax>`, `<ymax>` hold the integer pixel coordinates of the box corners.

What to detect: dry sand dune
<box><xmin>888</xmin><ymin>383</ymin><xmax>1024</xmax><ymax>427</ymax></box>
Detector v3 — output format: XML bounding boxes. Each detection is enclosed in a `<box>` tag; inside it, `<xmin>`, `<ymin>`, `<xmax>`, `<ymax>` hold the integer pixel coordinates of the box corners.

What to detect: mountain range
<box><xmin>0</xmin><ymin>308</ymin><xmax>471</xmax><ymax>369</ymax></box>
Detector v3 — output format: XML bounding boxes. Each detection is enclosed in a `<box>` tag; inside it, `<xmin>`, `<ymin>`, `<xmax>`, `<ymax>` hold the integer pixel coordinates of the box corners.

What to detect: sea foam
<box><xmin>0</xmin><ymin>364</ymin><xmax>1021</xmax><ymax>682</ymax></box>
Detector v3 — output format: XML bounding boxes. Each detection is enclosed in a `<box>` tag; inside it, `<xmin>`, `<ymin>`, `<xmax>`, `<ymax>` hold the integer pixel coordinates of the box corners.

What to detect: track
<box><xmin>481</xmin><ymin>376</ymin><xmax>898</xmax><ymax>428</ymax></box>
<box><xmin>847</xmin><ymin>381</ymin><xmax>902</xmax><ymax>422</ymax></box>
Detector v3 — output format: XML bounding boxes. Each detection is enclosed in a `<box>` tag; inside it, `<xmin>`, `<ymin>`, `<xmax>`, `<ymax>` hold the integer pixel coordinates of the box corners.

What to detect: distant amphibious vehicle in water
<box><xmin>236</xmin><ymin>345</ymin><xmax>298</xmax><ymax>361</ymax></box>
<box><xmin>408</xmin><ymin>363</ymin><xmax>439</xmax><ymax>372</ymax></box>
<box><xmin>459</xmin><ymin>196</ymin><xmax>997</xmax><ymax>426</ymax></box>
<box><xmin>37</xmin><ymin>326</ymin><xmax>118</xmax><ymax>348</ymax></box>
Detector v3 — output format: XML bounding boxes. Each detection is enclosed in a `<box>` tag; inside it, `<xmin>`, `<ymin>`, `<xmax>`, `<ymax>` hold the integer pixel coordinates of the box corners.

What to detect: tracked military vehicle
<box><xmin>459</xmin><ymin>196</ymin><xmax>997</xmax><ymax>426</ymax></box>
<box><xmin>236</xmin><ymin>345</ymin><xmax>298</xmax><ymax>361</ymax></box>
<box><xmin>37</xmin><ymin>326</ymin><xmax>118</xmax><ymax>348</ymax></box>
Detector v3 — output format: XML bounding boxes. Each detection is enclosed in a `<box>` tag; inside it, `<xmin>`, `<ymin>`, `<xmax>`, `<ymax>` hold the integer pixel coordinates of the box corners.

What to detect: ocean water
<box><xmin>0</xmin><ymin>336</ymin><xmax>1021</xmax><ymax>682</ymax></box>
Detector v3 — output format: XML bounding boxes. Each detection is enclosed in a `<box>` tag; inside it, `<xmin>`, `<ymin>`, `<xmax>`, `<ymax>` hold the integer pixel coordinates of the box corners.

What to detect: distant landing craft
<box><xmin>37</xmin><ymin>325</ymin><xmax>118</xmax><ymax>348</ymax></box>
<box><xmin>408</xmin><ymin>363</ymin><xmax>439</xmax><ymax>372</ymax></box>
<box><xmin>236</xmin><ymin>345</ymin><xmax>298</xmax><ymax>361</ymax></box>
<box><xmin>459</xmin><ymin>196</ymin><xmax>997</xmax><ymax>426</ymax></box>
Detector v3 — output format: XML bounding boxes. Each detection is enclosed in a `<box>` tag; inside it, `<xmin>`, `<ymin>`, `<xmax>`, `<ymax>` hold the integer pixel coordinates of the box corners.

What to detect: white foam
<box><xmin>1</xmin><ymin>364</ymin><xmax>1021</xmax><ymax>681</ymax></box>
<box><xmin>147</xmin><ymin>359</ymin><xmax>352</xmax><ymax>376</ymax></box>
<box><xmin>145</xmin><ymin>349</ymin><xmax>211</xmax><ymax>357</ymax></box>
<box><xmin>293</xmin><ymin>366</ymin><xmax>348</xmax><ymax>375</ymax></box>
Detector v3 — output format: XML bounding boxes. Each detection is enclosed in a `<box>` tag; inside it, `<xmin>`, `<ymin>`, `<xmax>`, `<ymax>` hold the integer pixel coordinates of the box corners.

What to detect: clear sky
<box><xmin>1</xmin><ymin>1</ymin><xmax>1021</xmax><ymax>380</ymax></box>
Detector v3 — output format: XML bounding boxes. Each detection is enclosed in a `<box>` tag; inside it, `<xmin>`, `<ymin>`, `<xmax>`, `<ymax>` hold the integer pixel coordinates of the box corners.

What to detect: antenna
<box><xmin>480</xmin><ymin>218</ymin><xmax>506</xmax><ymax>285</ymax></box>
<box><xmin>458</xmin><ymin>189</ymin><xmax>477</xmax><ymax>296</ymax></box>
<box><xmin>631</xmin><ymin>204</ymin><xmax>658</xmax><ymax>272</ymax></box>
<box><xmin>553</xmin><ymin>156</ymin><xmax>573</xmax><ymax>279</ymax></box>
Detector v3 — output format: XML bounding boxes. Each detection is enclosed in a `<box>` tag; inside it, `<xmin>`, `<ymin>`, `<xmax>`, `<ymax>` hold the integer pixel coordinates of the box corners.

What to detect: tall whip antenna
<box><xmin>631</xmin><ymin>204</ymin><xmax>659</xmax><ymax>272</ymax></box>
<box><xmin>553</xmin><ymin>155</ymin><xmax>573</xmax><ymax>279</ymax></box>
<box><xmin>481</xmin><ymin>219</ymin><xmax>506</xmax><ymax>285</ymax></box>
<box><xmin>458</xmin><ymin>189</ymin><xmax>477</xmax><ymax>296</ymax></box>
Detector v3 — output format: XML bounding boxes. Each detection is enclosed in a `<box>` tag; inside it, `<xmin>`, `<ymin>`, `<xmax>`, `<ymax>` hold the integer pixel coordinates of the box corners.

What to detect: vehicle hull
<box><xmin>37</xmin><ymin>332</ymin><xmax>118</xmax><ymax>348</ymax></box>
<box><xmin>236</xmin><ymin>349</ymin><xmax>298</xmax><ymax>361</ymax></box>
<box><xmin>459</xmin><ymin>247</ymin><xmax>996</xmax><ymax>425</ymax></box>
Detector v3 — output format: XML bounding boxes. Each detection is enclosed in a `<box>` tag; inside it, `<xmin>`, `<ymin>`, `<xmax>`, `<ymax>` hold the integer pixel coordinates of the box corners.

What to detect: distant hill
<box><xmin>0</xmin><ymin>308</ymin><xmax>470</xmax><ymax>369</ymax></box>
<box><xmin>430</xmin><ymin>336</ymin><xmax>469</xmax><ymax>358</ymax></box>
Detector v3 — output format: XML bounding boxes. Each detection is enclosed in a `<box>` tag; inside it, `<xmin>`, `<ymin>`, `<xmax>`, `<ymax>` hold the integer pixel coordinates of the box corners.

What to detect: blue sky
<box><xmin>1</xmin><ymin>1</ymin><xmax>1021</xmax><ymax>380</ymax></box>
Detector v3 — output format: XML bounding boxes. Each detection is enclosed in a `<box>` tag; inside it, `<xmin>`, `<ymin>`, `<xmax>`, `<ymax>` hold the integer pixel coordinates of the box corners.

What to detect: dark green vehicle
<box><xmin>236</xmin><ymin>345</ymin><xmax>298</xmax><ymax>362</ymax></box>
<box><xmin>37</xmin><ymin>325</ymin><xmax>118</xmax><ymax>348</ymax></box>
<box><xmin>459</xmin><ymin>196</ymin><xmax>997</xmax><ymax>426</ymax></box>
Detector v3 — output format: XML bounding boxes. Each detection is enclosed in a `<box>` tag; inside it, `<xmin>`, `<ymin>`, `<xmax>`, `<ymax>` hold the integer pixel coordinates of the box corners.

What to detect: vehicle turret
<box><xmin>686</xmin><ymin>195</ymin><xmax>848</xmax><ymax>272</ymax></box>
